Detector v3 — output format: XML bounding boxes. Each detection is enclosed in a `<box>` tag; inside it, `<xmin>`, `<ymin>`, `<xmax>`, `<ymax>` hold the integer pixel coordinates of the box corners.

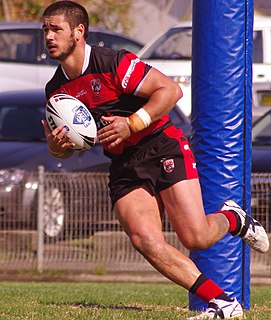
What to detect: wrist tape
<box><xmin>127</xmin><ymin>108</ymin><xmax>152</xmax><ymax>133</ymax></box>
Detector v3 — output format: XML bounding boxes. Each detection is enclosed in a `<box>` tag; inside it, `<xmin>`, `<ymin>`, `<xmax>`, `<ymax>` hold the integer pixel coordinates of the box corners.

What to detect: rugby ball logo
<box><xmin>72</xmin><ymin>106</ymin><xmax>92</xmax><ymax>127</ymax></box>
<box><xmin>46</xmin><ymin>94</ymin><xmax>97</xmax><ymax>151</ymax></box>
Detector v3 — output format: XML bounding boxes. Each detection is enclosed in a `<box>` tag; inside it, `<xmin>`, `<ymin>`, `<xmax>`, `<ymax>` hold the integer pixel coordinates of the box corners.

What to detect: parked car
<box><xmin>137</xmin><ymin>17</ymin><xmax>271</xmax><ymax>120</ymax></box>
<box><xmin>0</xmin><ymin>22</ymin><xmax>143</xmax><ymax>92</ymax></box>
<box><xmin>251</xmin><ymin>16</ymin><xmax>271</xmax><ymax>121</ymax></box>
<box><xmin>0</xmin><ymin>89</ymin><xmax>190</xmax><ymax>238</ymax></box>
<box><xmin>0</xmin><ymin>89</ymin><xmax>110</xmax><ymax>238</ymax></box>
<box><xmin>252</xmin><ymin>109</ymin><xmax>271</xmax><ymax>173</ymax></box>
<box><xmin>138</xmin><ymin>21</ymin><xmax>192</xmax><ymax>117</ymax></box>
<box><xmin>251</xmin><ymin>110</ymin><xmax>271</xmax><ymax>231</ymax></box>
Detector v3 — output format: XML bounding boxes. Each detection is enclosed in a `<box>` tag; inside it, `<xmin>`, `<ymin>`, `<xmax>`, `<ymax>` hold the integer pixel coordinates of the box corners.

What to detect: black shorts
<box><xmin>109</xmin><ymin>125</ymin><xmax>199</xmax><ymax>207</ymax></box>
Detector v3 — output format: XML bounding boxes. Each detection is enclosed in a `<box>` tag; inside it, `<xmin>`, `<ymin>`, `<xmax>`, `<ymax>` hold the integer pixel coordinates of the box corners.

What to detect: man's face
<box><xmin>42</xmin><ymin>14</ymin><xmax>76</xmax><ymax>61</ymax></box>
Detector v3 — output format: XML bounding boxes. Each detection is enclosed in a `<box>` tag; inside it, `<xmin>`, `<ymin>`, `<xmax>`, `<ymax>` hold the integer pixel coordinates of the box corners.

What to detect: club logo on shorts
<box><xmin>91</xmin><ymin>78</ymin><xmax>101</xmax><ymax>94</ymax></box>
<box><xmin>163</xmin><ymin>158</ymin><xmax>175</xmax><ymax>173</ymax></box>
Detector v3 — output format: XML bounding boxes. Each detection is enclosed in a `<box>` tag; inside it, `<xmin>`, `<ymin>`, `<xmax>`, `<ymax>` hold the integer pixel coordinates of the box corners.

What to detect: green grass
<box><xmin>0</xmin><ymin>282</ymin><xmax>270</xmax><ymax>319</ymax></box>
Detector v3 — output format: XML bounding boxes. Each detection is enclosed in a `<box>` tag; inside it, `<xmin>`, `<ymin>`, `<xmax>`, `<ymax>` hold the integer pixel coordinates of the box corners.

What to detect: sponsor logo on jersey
<box><xmin>163</xmin><ymin>158</ymin><xmax>175</xmax><ymax>173</ymax></box>
<box><xmin>122</xmin><ymin>58</ymin><xmax>140</xmax><ymax>89</ymax></box>
<box><xmin>91</xmin><ymin>78</ymin><xmax>101</xmax><ymax>94</ymax></box>
<box><xmin>72</xmin><ymin>106</ymin><xmax>91</xmax><ymax>128</ymax></box>
<box><xmin>76</xmin><ymin>89</ymin><xmax>87</xmax><ymax>98</ymax></box>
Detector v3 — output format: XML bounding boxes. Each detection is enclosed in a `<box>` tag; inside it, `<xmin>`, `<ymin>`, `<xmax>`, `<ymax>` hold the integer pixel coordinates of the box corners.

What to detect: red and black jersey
<box><xmin>45</xmin><ymin>45</ymin><xmax>171</xmax><ymax>156</ymax></box>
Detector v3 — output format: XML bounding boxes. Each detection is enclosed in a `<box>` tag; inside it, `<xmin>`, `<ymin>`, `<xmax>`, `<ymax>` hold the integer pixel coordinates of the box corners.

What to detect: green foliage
<box><xmin>0</xmin><ymin>0</ymin><xmax>134</xmax><ymax>34</ymax></box>
<box><xmin>0</xmin><ymin>0</ymin><xmax>54</xmax><ymax>21</ymax></box>
<box><xmin>94</xmin><ymin>264</ymin><xmax>107</xmax><ymax>275</ymax></box>
<box><xmin>12</xmin><ymin>0</ymin><xmax>53</xmax><ymax>21</ymax></box>
<box><xmin>84</xmin><ymin>0</ymin><xmax>134</xmax><ymax>34</ymax></box>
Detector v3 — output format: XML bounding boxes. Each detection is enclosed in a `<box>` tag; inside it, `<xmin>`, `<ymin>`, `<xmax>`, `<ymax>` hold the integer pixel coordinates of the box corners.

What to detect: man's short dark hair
<box><xmin>42</xmin><ymin>1</ymin><xmax>89</xmax><ymax>40</ymax></box>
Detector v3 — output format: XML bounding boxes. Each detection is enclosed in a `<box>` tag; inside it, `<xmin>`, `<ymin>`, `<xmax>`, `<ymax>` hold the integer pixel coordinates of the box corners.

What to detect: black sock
<box><xmin>215</xmin><ymin>292</ymin><xmax>233</xmax><ymax>302</ymax></box>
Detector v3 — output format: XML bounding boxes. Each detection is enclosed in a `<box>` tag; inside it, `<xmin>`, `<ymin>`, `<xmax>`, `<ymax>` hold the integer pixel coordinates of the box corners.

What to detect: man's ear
<box><xmin>75</xmin><ymin>24</ymin><xmax>85</xmax><ymax>40</ymax></box>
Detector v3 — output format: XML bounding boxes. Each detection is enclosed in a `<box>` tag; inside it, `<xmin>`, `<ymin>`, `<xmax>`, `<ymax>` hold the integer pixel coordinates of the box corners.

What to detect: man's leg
<box><xmin>114</xmin><ymin>185</ymin><xmax>200</xmax><ymax>288</ymax></box>
<box><xmin>160</xmin><ymin>178</ymin><xmax>269</xmax><ymax>253</ymax></box>
<box><xmin>115</xmin><ymin>185</ymin><xmax>227</xmax><ymax>292</ymax></box>
<box><xmin>160</xmin><ymin>178</ymin><xmax>229</xmax><ymax>250</ymax></box>
<box><xmin>114</xmin><ymin>184</ymin><xmax>243</xmax><ymax>319</ymax></box>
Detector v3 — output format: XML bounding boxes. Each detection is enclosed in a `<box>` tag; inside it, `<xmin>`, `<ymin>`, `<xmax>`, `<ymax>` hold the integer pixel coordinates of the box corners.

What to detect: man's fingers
<box><xmin>41</xmin><ymin>119</ymin><xmax>51</xmax><ymax>135</ymax></box>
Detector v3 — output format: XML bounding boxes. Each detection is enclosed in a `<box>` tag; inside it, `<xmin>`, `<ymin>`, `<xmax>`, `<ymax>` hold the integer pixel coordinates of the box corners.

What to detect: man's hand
<box><xmin>41</xmin><ymin>119</ymin><xmax>75</xmax><ymax>158</ymax></box>
<box><xmin>97</xmin><ymin>115</ymin><xmax>131</xmax><ymax>150</ymax></box>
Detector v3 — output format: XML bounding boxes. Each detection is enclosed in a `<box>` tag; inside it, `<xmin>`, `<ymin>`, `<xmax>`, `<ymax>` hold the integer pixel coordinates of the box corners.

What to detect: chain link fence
<box><xmin>0</xmin><ymin>167</ymin><xmax>270</xmax><ymax>275</ymax></box>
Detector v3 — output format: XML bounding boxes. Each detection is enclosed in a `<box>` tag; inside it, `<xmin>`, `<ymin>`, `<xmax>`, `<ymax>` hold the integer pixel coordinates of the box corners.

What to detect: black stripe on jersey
<box><xmin>45</xmin><ymin>66</ymin><xmax>70</xmax><ymax>99</ymax></box>
<box><xmin>90</xmin><ymin>46</ymin><xmax>126</xmax><ymax>74</ymax></box>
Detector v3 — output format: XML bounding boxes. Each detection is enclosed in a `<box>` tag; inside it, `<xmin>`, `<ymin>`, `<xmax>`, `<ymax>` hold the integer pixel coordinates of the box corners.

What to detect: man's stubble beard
<box><xmin>50</xmin><ymin>34</ymin><xmax>77</xmax><ymax>62</ymax></box>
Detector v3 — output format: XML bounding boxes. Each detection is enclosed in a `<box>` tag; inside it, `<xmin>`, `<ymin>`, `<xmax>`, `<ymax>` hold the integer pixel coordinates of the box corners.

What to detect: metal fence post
<box><xmin>37</xmin><ymin>165</ymin><xmax>45</xmax><ymax>272</ymax></box>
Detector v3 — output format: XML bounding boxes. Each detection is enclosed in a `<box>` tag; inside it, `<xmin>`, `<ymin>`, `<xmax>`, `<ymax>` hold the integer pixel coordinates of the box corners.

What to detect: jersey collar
<box><xmin>61</xmin><ymin>44</ymin><xmax>91</xmax><ymax>80</ymax></box>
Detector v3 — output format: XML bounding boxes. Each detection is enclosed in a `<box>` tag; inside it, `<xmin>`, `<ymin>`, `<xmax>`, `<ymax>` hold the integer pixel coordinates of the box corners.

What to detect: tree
<box><xmin>0</xmin><ymin>0</ymin><xmax>134</xmax><ymax>35</ymax></box>
<box><xmin>0</xmin><ymin>0</ymin><xmax>53</xmax><ymax>21</ymax></box>
<box><xmin>84</xmin><ymin>0</ymin><xmax>133</xmax><ymax>34</ymax></box>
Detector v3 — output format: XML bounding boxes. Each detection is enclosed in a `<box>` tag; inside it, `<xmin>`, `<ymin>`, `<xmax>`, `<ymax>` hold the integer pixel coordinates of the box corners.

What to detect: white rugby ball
<box><xmin>46</xmin><ymin>93</ymin><xmax>97</xmax><ymax>151</ymax></box>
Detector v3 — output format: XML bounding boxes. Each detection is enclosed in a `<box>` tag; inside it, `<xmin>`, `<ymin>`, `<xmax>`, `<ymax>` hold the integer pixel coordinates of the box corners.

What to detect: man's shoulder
<box><xmin>91</xmin><ymin>45</ymin><xmax>127</xmax><ymax>56</ymax></box>
<box><xmin>90</xmin><ymin>45</ymin><xmax>131</xmax><ymax>63</ymax></box>
<box><xmin>90</xmin><ymin>45</ymin><xmax>137</xmax><ymax>73</ymax></box>
<box><xmin>45</xmin><ymin>65</ymin><xmax>64</xmax><ymax>98</ymax></box>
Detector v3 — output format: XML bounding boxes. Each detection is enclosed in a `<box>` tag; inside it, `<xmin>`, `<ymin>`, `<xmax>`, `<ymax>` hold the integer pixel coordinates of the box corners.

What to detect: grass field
<box><xmin>0</xmin><ymin>281</ymin><xmax>270</xmax><ymax>319</ymax></box>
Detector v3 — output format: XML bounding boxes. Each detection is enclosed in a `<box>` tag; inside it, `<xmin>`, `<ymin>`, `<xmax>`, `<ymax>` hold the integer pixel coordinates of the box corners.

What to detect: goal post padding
<box><xmin>189</xmin><ymin>0</ymin><xmax>253</xmax><ymax>311</ymax></box>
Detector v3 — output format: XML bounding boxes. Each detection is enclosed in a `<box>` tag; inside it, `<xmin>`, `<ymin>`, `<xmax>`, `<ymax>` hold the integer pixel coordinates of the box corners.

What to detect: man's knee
<box><xmin>129</xmin><ymin>233</ymin><xmax>165</xmax><ymax>255</ymax></box>
<box><xmin>179</xmin><ymin>232</ymin><xmax>211</xmax><ymax>251</ymax></box>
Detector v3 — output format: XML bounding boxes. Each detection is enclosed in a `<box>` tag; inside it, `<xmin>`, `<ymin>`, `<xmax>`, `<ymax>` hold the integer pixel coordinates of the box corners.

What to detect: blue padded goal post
<box><xmin>189</xmin><ymin>0</ymin><xmax>253</xmax><ymax>311</ymax></box>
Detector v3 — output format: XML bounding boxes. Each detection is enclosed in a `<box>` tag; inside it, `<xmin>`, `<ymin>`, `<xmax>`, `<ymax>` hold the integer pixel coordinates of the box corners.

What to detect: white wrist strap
<box><xmin>136</xmin><ymin>108</ymin><xmax>152</xmax><ymax>127</ymax></box>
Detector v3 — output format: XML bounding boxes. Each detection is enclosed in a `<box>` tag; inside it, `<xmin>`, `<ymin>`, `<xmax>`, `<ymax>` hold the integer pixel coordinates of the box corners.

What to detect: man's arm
<box><xmin>135</xmin><ymin>67</ymin><xmax>183</xmax><ymax>121</ymax></box>
<box><xmin>97</xmin><ymin>67</ymin><xmax>182</xmax><ymax>149</ymax></box>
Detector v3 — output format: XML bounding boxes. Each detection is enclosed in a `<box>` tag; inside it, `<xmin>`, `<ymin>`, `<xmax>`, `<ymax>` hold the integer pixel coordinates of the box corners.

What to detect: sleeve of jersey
<box><xmin>115</xmin><ymin>51</ymin><xmax>151</xmax><ymax>94</ymax></box>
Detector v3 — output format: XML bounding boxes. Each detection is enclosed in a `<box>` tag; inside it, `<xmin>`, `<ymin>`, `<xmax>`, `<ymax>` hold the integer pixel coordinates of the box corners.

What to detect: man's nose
<box><xmin>45</xmin><ymin>30</ymin><xmax>54</xmax><ymax>41</ymax></box>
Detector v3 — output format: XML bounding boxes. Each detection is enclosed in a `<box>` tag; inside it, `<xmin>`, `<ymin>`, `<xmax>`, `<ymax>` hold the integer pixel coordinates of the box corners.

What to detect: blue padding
<box><xmin>189</xmin><ymin>0</ymin><xmax>253</xmax><ymax>311</ymax></box>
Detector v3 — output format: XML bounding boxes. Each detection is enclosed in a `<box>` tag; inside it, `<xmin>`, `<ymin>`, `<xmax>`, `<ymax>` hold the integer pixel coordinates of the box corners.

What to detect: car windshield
<box><xmin>0</xmin><ymin>26</ymin><xmax>142</xmax><ymax>67</ymax></box>
<box><xmin>252</xmin><ymin>112</ymin><xmax>271</xmax><ymax>145</ymax></box>
<box><xmin>0</xmin><ymin>104</ymin><xmax>45</xmax><ymax>141</ymax></box>
<box><xmin>140</xmin><ymin>26</ymin><xmax>262</xmax><ymax>63</ymax></box>
<box><xmin>87</xmin><ymin>32</ymin><xmax>142</xmax><ymax>53</ymax></box>
<box><xmin>0</xmin><ymin>29</ymin><xmax>37</xmax><ymax>63</ymax></box>
<box><xmin>253</xmin><ymin>30</ymin><xmax>263</xmax><ymax>63</ymax></box>
<box><xmin>140</xmin><ymin>26</ymin><xmax>192</xmax><ymax>60</ymax></box>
